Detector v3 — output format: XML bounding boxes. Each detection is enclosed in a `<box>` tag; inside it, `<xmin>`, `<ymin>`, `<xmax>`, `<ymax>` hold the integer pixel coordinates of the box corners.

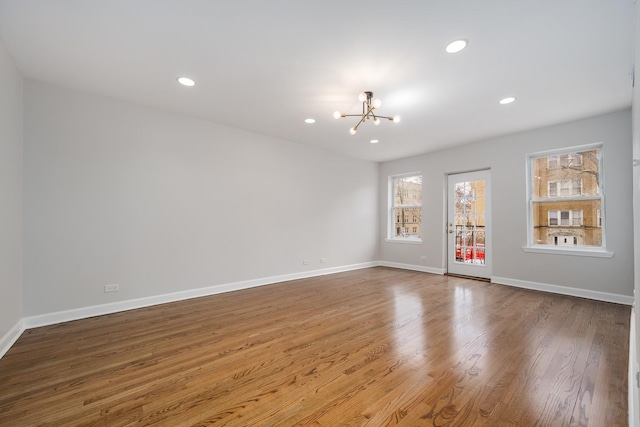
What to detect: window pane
<box><xmin>455</xmin><ymin>180</ymin><xmax>485</xmax><ymax>217</ymax></box>
<box><xmin>393</xmin><ymin>175</ymin><xmax>422</xmax><ymax>206</ymax></box>
<box><xmin>532</xmin><ymin>149</ymin><xmax>599</xmax><ymax>200</ymax></box>
<box><xmin>454</xmin><ymin>226</ymin><xmax>486</xmax><ymax>265</ymax></box>
<box><xmin>531</xmin><ymin>199</ymin><xmax>601</xmax><ymax>247</ymax></box>
<box><xmin>392</xmin><ymin>207</ymin><xmax>421</xmax><ymax>238</ymax></box>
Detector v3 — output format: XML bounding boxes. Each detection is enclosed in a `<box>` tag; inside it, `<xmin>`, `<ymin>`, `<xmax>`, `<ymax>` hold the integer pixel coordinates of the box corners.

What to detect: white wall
<box><xmin>0</xmin><ymin>42</ymin><xmax>23</xmax><ymax>342</ymax></box>
<box><xmin>380</xmin><ymin>110</ymin><xmax>633</xmax><ymax>299</ymax></box>
<box><xmin>631</xmin><ymin>0</ymin><xmax>640</xmax><ymax>423</ymax></box>
<box><xmin>23</xmin><ymin>80</ymin><xmax>379</xmax><ymax>317</ymax></box>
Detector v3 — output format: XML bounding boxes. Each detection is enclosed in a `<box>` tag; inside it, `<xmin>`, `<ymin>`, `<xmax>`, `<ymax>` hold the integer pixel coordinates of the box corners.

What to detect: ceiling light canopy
<box><xmin>445</xmin><ymin>39</ymin><xmax>467</xmax><ymax>53</ymax></box>
<box><xmin>334</xmin><ymin>91</ymin><xmax>400</xmax><ymax>136</ymax></box>
<box><xmin>177</xmin><ymin>76</ymin><xmax>195</xmax><ymax>87</ymax></box>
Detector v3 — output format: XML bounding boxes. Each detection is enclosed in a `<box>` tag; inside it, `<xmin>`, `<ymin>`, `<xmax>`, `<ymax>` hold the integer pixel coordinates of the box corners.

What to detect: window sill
<box><xmin>522</xmin><ymin>246</ymin><xmax>614</xmax><ymax>258</ymax></box>
<box><xmin>385</xmin><ymin>238</ymin><xmax>423</xmax><ymax>245</ymax></box>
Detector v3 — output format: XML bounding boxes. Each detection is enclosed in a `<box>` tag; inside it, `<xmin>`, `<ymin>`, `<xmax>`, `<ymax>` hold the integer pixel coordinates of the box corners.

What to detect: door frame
<box><xmin>446</xmin><ymin>169</ymin><xmax>492</xmax><ymax>279</ymax></box>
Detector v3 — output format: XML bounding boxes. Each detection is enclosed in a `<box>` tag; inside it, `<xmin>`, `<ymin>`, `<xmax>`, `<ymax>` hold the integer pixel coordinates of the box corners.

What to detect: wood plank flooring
<box><xmin>0</xmin><ymin>267</ymin><xmax>630</xmax><ymax>426</ymax></box>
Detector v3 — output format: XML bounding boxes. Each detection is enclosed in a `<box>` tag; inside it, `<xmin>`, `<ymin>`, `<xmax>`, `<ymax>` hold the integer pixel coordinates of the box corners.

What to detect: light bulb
<box><xmin>392</xmin><ymin>116</ymin><xmax>401</xmax><ymax>123</ymax></box>
<box><xmin>333</xmin><ymin>111</ymin><xmax>342</xmax><ymax>119</ymax></box>
<box><xmin>373</xmin><ymin>117</ymin><xmax>381</xmax><ymax>126</ymax></box>
<box><xmin>349</xmin><ymin>127</ymin><xmax>357</xmax><ymax>135</ymax></box>
<box><xmin>358</xmin><ymin>92</ymin><xmax>367</xmax><ymax>102</ymax></box>
<box><xmin>372</xmin><ymin>98</ymin><xmax>382</xmax><ymax>109</ymax></box>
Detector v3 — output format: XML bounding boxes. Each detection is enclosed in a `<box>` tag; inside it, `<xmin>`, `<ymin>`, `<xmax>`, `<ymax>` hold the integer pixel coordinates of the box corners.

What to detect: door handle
<box><xmin>449</xmin><ymin>230</ymin><xmax>453</xmax><ymax>234</ymax></box>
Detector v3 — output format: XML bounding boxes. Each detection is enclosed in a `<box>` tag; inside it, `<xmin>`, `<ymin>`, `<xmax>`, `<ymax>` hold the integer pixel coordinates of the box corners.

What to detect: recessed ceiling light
<box><xmin>370</xmin><ymin>139</ymin><xmax>379</xmax><ymax>144</ymax></box>
<box><xmin>445</xmin><ymin>39</ymin><xmax>467</xmax><ymax>53</ymax></box>
<box><xmin>304</xmin><ymin>118</ymin><xmax>316</xmax><ymax>124</ymax></box>
<box><xmin>499</xmin><ymin>96</ymin><xmax>516</xmax><ymax>105</ymax></box>
<box><xmin>177</xmin><ymin>77</ymin><xmax>195</xmax><ymax>87</ymax></box>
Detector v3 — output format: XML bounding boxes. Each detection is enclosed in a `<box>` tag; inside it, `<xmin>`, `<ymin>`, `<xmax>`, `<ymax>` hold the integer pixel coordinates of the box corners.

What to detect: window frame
<box><xmin>524</xmin><ymin>143</ymin><xmax>613</xmax><ymax>258</ymax></box>
<box><xmin>386</xmin><ymin>172</ymin><xmax>423</xmax><ymax>244</ymax></box>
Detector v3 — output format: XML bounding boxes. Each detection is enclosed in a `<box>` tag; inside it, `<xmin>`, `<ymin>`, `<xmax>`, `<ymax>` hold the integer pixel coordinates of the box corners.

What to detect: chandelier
<box><xmin>333</xmin><ymin>91</ymin><xmax>400</xmax><ymax>135</ymax></box>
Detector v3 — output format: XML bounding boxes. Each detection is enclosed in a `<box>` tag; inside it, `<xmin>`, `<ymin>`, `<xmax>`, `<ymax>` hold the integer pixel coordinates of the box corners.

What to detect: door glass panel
<box><xmin>454</xmin><ymin>179</ymin><xmax>486</xmax><ymax>265</ymax></box>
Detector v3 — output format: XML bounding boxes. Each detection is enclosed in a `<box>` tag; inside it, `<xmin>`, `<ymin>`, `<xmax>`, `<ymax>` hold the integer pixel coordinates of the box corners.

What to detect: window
<box><xmin>548</xmin><ymin>210</ymin><xmax>583</xmax><ymax>227</ymax></box>
<box><xmin>528</xmin><ymin>145</ymin><xmax>605</xmax><ymax>252</ymax></box>
<box><xmin>548</xmin><ymin>153</ymin><xmax>583</xmax><ymax>169</ymax></box>
<box><xmin>548</xmin><ymin>179</ymin><xmax>582</xmax><ymax>197</ymax></box>
<box><xmin>389</xmin><ymin>173</ymin><xmax>422</xmax><ymax>241</ymax></box>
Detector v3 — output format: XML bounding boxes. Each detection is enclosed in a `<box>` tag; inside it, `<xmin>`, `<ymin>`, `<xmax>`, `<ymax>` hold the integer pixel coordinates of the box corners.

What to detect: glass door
<box><xmin>447</xmin><ymin>170</ymin><xmax>492</xmax><ymax>279</ymax></box>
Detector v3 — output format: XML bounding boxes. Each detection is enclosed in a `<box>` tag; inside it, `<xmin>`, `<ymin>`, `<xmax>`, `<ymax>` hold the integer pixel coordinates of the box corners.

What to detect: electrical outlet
<box><xmin>303</xmin><ymin>260</ymin><xmax>310</xmax><ymax>265</ymax></box>
<box><xmin>420</xmin><ymin>255</ymin><xmax>427</xmax><ymax>260</ymax></box>
<box><xmin>320</xmin><ymin>257</ymin><xmax>327</xmax><ymax>264</ymax></box>
<box><xmin>104</xmin><ymin>284</ymin><xmax>119</xmax><ymax>293</ymax></box>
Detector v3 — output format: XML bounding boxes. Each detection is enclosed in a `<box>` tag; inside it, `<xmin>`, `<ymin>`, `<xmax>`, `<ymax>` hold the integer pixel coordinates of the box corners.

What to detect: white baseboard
<box><xmin>0</xmin><ymin>319</ymin><xmax>25</xmax><ymax>359</ymax></box>
<box><xmin>630</xmin><ymin>308</ymin><xmax>639</xmax><ymax>427</ymax></box>
<box><xmin>22</xmin><ymin>261</ymin><xmax>379</xmax><ymax>330</ymax></box>
<box><xmin>378</xmin><ymin>261</ymin><xmax>446</xmax><ymax>275</ymax></box>
<box><xmin>491</xmin><ymin>276</ymin><xmax>634</xmax><ymax>305</ymax></box>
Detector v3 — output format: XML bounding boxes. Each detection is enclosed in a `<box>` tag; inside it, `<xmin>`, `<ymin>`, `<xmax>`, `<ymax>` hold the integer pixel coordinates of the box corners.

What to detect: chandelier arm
<box><xmin>369</xmin><ymin>109</ymin><xmax>391</xmax><ymax>120</ymax></box>
<box><xmin>365</xmin><ymin>104</ymin><xmax>376</xmax><ymax>120</ymax></box>
<box><xmin>339</xmin><ymin>113</ymin><xmax>393</xmax><ymax>119</ymax></box>
<box><xmin>352</xmin><ymin>114</ymin><xmax>368</xmax><ymax>131</ymax></box>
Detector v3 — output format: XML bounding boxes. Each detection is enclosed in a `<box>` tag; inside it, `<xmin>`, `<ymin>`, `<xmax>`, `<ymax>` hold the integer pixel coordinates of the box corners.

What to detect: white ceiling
<box><xmin>0</xmin><ymin>0</ymin><xmax>634</xmax><ymax>162</ymax></box>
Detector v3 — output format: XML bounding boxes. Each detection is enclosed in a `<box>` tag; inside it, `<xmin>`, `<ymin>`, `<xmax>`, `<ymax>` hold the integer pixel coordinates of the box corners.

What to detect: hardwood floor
<box><xmin>0</xmin><ymin>267</ymin><xmax>630</xmax><ymax>426</ymax></box>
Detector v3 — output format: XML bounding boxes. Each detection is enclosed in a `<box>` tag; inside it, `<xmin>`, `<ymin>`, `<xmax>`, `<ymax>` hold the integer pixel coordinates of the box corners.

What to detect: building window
<box><xmin>548</xmin><ymin>210</ymin><xmax>583</xmax><ymax>227</ymax></box>
<box><xmin>389</xmin><ymin>173</ymin><xmax>422</xmax><ymax>241</ymax></box>
<box><xmin>548</xmin><ymin>179</ymin><xmax>582</xmax><ymax>197</ymax></box>
<box><xmin>528</xmin><ymin>145</ymin><xmax>603</xmax><ymax>250</ymax></box>
<box><xmin>548</xmin><ymin>153</ymin><xmax>583</xmax><ymax>169</ymax></box>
